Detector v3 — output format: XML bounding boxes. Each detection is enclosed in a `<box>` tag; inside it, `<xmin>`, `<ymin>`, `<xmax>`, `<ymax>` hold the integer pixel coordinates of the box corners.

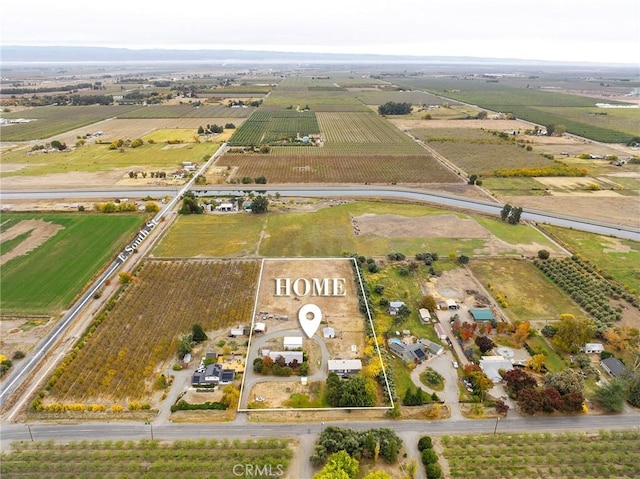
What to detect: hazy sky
<box><xmin>2</xmin><ymin>0</ymin><xmax>639</xmax><ymax>64</ymax></box>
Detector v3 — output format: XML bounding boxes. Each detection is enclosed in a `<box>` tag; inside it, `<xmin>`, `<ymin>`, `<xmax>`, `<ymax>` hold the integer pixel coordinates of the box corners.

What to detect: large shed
<box><xmin>469</xmin><ymin>308</ymin><xmax>497</xmax><ymax>326</ymax></box>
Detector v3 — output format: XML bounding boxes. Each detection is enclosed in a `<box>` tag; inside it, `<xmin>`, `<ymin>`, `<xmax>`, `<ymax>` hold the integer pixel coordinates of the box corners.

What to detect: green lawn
<box><xmin>541</xmin><ymin>225</ymin><xmax>640</xmax><ymax>293</ymax></box>
<box><xmin>469</xmin><ymin>259</ymin><xmax>584</xmax><ymax>323</ymax></box>
<box><xmin>1</xmin><ymin>213</ymin><xmax>144</xmax><ymax>315</ymax></box>
<box><xmin>475</xmin><ymin>216</ymin><xmax>561</xmax><ymax>251</ymax></box>
<box><xmin>526</xmin><ymin>335</ymin><xmax>566</xmax><ymax>372</ymax></box>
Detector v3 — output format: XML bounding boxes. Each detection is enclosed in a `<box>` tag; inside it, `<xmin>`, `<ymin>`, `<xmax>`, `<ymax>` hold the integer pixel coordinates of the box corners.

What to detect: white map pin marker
<box><xmin>299</xmin><ymin>303</ymin><xmax>322</xmax><ymax>338</ymax></box>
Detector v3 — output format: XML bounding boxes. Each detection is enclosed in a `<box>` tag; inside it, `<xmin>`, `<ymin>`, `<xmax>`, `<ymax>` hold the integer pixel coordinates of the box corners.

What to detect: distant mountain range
<box><xmin>0</xmin><ymin>45</ymin><xmax>621</xmax><ymax>66</ymax></box>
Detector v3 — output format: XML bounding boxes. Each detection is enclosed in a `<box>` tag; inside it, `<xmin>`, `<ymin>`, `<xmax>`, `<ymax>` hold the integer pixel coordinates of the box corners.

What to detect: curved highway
<box><xmin>3</xmin><ymin>185</ymin><xmax>637</xmax><ymax>240</ymax></box>
<box><xmin>0</xmin><ymin>181</ymin><xmax>637</xmax><ymax>410</ymax></box>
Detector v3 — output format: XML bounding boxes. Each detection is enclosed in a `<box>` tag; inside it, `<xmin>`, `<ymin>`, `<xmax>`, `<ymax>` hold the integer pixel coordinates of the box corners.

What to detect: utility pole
<box><xmin>493</xmin><ymin>416</ymin><xmax>500</xmax><ymax>435</ymax></box>
<box><xmin>27</xmin><ymin>424</ymin><xmax>34</xmax><ymax>442</ymax></box>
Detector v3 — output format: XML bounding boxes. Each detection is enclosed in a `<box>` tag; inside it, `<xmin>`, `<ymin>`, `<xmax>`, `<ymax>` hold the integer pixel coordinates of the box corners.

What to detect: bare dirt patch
<box><xmin>353</xmin><ymin>213</ymin><xmax>551</xmax><ymax>256</ymax></box>
<box><xmin>501</xmin><ymin>195</ymin><xmax>640</xmax><ymax>227</ymax></box>
<box><xmin>354</xmin><ymin>213</ymin><xmax>489</xmax><ymax>239</ymax></box>
<box><xmin>0</xmin><ymin>163</ymin><xmax>29</xmax><ymax>173</ymax></box>
<box><xmin>389</xmin><ymin>118</ymin><xmax>533</xmax><ymax>131</ymax></box>
<box><xmin>0</xmin><ymin>316</ymin><xmax>54</xmax><ymax>363</ymax></box>
<box><xmin>0</xmin><ymin>219</ymin><xmax>64</xmax><ymax>266</ymax></box>
<box><xmin>254</xmin><ymin>259</ymin><xmax>366</xmax><ymax>360</ymax></box>
<box><xmin>0</xmin><ymin>170</ymin><xmax>125</xmax><ymax>190</ymax></box>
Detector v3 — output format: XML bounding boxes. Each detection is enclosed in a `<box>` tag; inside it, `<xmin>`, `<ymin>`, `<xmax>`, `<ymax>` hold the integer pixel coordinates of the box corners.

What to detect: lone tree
<box><xmin>475</xmin><ymin>335</ymin><xmax>495</xmax><ymax>353</ymax></box>
<box><xmin>500</xmin><ymin>204</ymin><xmax>512</xmax><ymax>221</ymax></box>
<box><xmin>508</xmin><ymin>206</ymin><xmax>523</xmax><ymax>224</ymax></box>
<box><xmin>192</xmin><ymin>324</ymin><xmax>207</xmax><ymax>343</ymax></box>
<box><xmin>552</xmin><ymin>314</ymin><xmax>594</xmax><ymax>353</ymax></box>
<box><xmin>179</xmin><ymin>191</ymin><xmax>203</xmax><ymax>214</ymax></box>
<box><xmin>251</xmin><ymin>195</ymin><xmax>269</xmax><ymax>213</ymax></box>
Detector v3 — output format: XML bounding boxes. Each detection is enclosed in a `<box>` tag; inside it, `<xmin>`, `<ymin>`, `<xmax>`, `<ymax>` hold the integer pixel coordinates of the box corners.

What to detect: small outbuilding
<box><xmin>283</xmin><ymin>336</ymin><xmax>303</xmax><ymax>350</ymax></box>
<box><xmin>254</xmin><ymin>322</ymin><xmax>266</xmax><ymax>334</ymax></box>
<box><xmin>419</xmin><ymin>308</ymin><xmax>431</xmax><ymax>323</ymax></box>
<box><xmin>230</xmin><ymin>325</ymin><xmax>246</xmax><ymax>337</ymax></box>
<box><xmin>434</xmin><ymin>323</ymin><xmax>447</xmax><ymax>341</ymax></box>
<box><xmin>445</xmin><ymin>299</ymin><xmax>459</xmax><ymax>310</ymax></box>
<box><xmin>581</xmin><ymin>343</ymin><xmax>604</xmax><ymax>354</ymax></box>
<box><xmin>323</xmin><ymin>327</ymin><xmax>335</xmax><ymax>339</ymax></box>
<box><xmin>389</xmin><ymin>301</ymin><xmax>406</xmax><ymax>315</ymax></box>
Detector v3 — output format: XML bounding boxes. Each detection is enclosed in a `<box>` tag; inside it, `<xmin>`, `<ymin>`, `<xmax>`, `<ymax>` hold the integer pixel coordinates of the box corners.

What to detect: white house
<box><xmin>479</xmin><ymin>355</ymin><xmax>513</xmax><ymax>383</ymax></box>
<box><xmin>581</xmin><ymin>343</ymin><xmax>604</xmax><ymax>354</ymax></box>
<box><xmin>328</xmin><ymin>359</ymin><xmax>362</xmax><ymax>375</ymax></box>
<box><xmin>284</xmin><ymin>336</ymin><xmax>303</xmax><ymax>350</ymax></box>
<box><xmin>266</xmin><ymin>351</ymin><xmax>303</xmax><ymax>365</ymax></box>
<box><xmin>230</xmin><ymin>325</ymin><xmax>246</xmax><ymax>337</ymax></box>
<box><xmin>217</xmin><ymin>203</ymin><xmax>234</xmax><ymax>212</ymax></box>
<box><xmin>254</xmin><ymin>322</ymin><xmax>266</xmax><ymax>334</ymax></box>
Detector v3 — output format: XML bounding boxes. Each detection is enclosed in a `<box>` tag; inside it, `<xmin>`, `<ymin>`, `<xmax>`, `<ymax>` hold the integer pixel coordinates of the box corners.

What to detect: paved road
<box><xmin>3</xmin><ymin>185</ymin><xmax>637</xmax><ymax>240</ymax></box>
<box><xmin>2</xmin><ymin>413</ymin><xmax>638</xmax><ymax>448</ymax></box>
<box><xmin>0</xmin><ymin>145</ymin><xmax>228</xmax><ymax>410</ymax></box>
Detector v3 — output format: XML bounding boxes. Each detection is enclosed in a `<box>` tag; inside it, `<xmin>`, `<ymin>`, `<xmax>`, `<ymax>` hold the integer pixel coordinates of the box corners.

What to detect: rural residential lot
<box><xmin>1</xmin><ymin>56</ymin><xmax>639</xmax><ymax>478</ymax></box>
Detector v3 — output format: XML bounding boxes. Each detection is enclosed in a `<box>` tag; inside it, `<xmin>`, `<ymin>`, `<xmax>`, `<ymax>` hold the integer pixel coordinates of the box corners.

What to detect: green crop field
<box><xmin>260</xmin><ymin>89</ymin><xmax>370</xmax><ymax>112</ymax></box>
<box><xmin>468</xmin><ymin>258</ymin><xmax>585</xmax><ymax>323</ymax></box>
<box><xmin>318</xmin><ymin>112</ymin><xmax>423</xmax><ymax>149</ymax></box>
<box><xmin>228</xmin><ymin>109</ymin><xmax>320</xmax><ymax>146</ymax></box>
<box><xmin>541</xmin><ymin>225</ymin><xmax>640</xmax><ymax>293</ymax></box>
<box><xmin>394</xmin><ymin>76</ymin><xmax>638</xmax><ymax>143</ymax></box>
<box><xmin>0</xmin><ymin>438</ymin><xmax>293</xmax><ymax>478</ymax></box>
<box><xmin>0</xmin><ymin>213</ymin><xmax>144</xmax><ymax>315</ymax></box>
<box><xmin>1</xmin><ymin>142</ymin><xmax>219</xmax><ymax>178</ymax></box>
<box><xmin>354</xmin><ymin>90</ymin><xmax>452</xmax><ymax>106</ymax></box>
<box><xmin>410</xmin><ymin>127</ymin><xmax>556</xmax><ymax>174</ymax></box>
<box><xmin>0</xmin><ymin>105</ymin><xmax>144</xmax><ymax>141</ymax></box>
<box><xmin>117</xmin><ymin>104</ymin><xmax>255</xmax><ymax>119</ymax></box>
<box><xmin>441</xmin><ymin>430</ymin><xmax>640</xmax><ymax>479</ymax></box>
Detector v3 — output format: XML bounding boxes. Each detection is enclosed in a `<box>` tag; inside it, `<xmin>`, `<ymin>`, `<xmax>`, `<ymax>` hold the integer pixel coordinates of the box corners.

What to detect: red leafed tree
<box><xmin>504</xmin><ymin>369</ymin><xmax>537</xmax><ymax>397</ymax></box>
